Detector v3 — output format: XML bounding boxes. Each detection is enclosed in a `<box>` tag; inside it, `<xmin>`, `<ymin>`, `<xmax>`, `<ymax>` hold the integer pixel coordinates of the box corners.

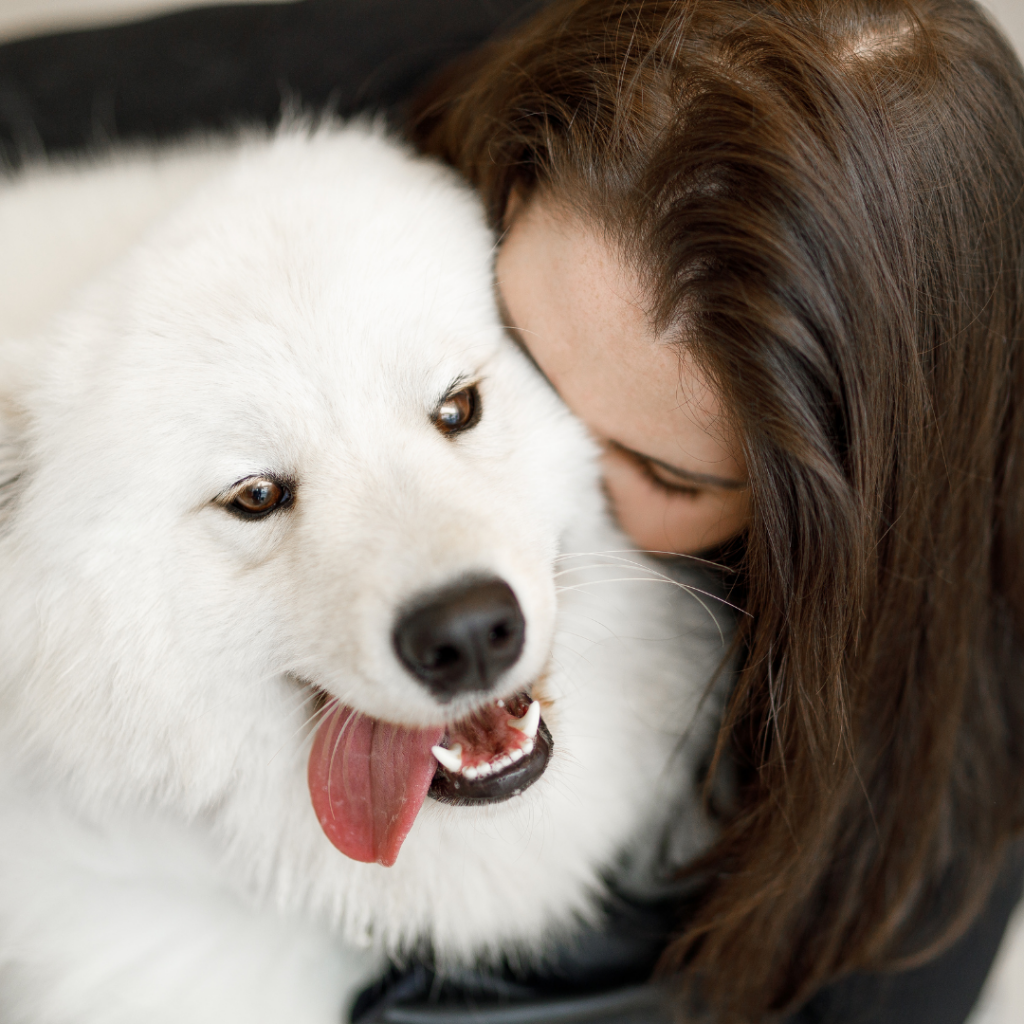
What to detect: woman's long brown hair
<box><xmin>413</xmin><ymin>0</ymin><xmax>1024</xmax><ymax>1019</ymax></box>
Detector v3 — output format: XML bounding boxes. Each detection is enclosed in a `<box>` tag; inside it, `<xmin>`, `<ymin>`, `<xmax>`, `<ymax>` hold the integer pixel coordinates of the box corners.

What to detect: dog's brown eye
<box><xmin>434</xmin><ymin>385</ymin><xmax>480</xmax><ymax>436</ymax></box>
<box><xmin>224</xmin><ymin>476</ymin><xmax>293</xmax><ymax>519</ymax></box>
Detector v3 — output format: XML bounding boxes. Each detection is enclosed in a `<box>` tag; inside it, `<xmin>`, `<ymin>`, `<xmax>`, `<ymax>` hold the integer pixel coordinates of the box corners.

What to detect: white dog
<box><xmin>0</xmin><ymin>125</ymin><xmax>730</xmax><ymax>1024</ymax></box>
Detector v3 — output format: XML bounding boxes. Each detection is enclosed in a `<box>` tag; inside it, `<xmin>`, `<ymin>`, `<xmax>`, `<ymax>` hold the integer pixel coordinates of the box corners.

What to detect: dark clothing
<box><xmin>349</xmin><ymin>850</ymin><xmax>1024</xmax><ymax>1023</ymax></box>
<box><xmin>791</xmin><ymin>847</ymin><xmax>1023</xmax><ymax>1024</ymax></box>
<box><xmin>1</xmin><ymin>3</ymin><xmax>1020</xmax><ymax>1021</ymax></box>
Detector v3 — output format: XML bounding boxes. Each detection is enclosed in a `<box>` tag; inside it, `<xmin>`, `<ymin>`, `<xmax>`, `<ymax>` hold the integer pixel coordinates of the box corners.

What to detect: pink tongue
<box><xmin>307</xmin><ymin>703</ymin><xmax>443</xmax><ymax>867</ymax></box>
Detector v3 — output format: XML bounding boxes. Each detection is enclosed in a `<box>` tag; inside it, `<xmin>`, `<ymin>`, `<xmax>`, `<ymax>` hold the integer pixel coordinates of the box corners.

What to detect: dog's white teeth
<box><xmin>432</xmin><ymin>743</ymin><xmax>463</xmax><ymax>773</ymax></box>
<box><xmin>434</xmin><ymin>718</ymin><xmax>538</xmax><ymax>782</ymax></box>
<box><xmin>508</xmin><ymin>700</ymin><xmax>540</xmax><ymax>739</ymax></box>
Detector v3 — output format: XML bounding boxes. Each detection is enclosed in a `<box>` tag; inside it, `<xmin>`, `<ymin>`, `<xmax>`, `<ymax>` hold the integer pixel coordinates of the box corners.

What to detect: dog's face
<box><xmin>0</xmin><ymin>129</ymin><xmax>722</xmax><ymax>962</ymax></box>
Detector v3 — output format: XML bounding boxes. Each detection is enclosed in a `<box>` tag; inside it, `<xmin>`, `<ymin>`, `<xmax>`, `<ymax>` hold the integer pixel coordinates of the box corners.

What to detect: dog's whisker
<box><xmin>556</xmin><ymin>578</ymin><xmax>732</xmax><ymax>644</ymax></box>
<box><xmin>556</xmin><ymin>575</ymin><xmax>744</xmax><ymax>616</ymax></box>
<box><xmin>554</xmin><ymin>567</ymin><xmax>673</xmax><ymax>580</ymax></box>
<box><xmin>266</xmin><ymin>696</ymin><xmax>337</xmax><ymax>767</ymax></box>
<box><xmin>556</xmin><ymin>551</ymin><xmax>729</xmax><ymax>590</ymax></box>
<box><xmin>279</xmin><ymin>685</ymin><xmax>323</xmax><ymax>718</ymax></box>
<box><xmin>556</xmin><ymin>553</ymin><xmax>682</xmax><ymax>578</ymax></box>
<box><xmin>554</xmin><ymin>548</ymin><xmax>732</xmax><ymax>572</ymax></box>
<box><xmin>552</xmin><ymin>552</ymin><xmax>745</xmax><ymax>598</ymax></box>
<box><xmin>327</xmin><ymin>700</ymin><xmax>369</xmax><ymax>808</ymax></box>
<box><xmin>553</xmin><ymin>564</ymin><xmax>611</xmax><ymax>577</ymax></box>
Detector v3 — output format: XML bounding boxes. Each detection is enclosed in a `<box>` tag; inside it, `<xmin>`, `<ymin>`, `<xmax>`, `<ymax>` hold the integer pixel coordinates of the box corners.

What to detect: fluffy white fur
<box><xmin>0</xmin><ymin>126</ymin><xmax>730</xmax><ymax>1024</ymax></box>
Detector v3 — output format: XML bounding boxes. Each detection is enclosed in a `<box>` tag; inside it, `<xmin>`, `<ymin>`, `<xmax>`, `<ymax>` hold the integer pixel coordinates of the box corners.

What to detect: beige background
<box><xmin>983</xmin><ymin>0</ymin><xmax>1024</xmax><ymax>50</ymax></box>
<box><xmin>0</xmin><ymin>0</ymin><xmax>1020</xmax><ymax>1020</ymax></box>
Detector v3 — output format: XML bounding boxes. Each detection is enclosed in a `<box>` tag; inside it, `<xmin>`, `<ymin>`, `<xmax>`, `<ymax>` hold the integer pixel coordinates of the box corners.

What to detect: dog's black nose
<box><xmin>393</xmin><ymin>577</ymin><xmax>526</xmax><ymax>701</ymax></box>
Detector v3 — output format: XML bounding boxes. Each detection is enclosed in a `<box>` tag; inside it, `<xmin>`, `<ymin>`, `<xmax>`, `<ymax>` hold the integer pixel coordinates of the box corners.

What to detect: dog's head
<box><xmin>0</xmin><ymin>127</ymin><xmax>725</xmax><ymax>961</ymax></box>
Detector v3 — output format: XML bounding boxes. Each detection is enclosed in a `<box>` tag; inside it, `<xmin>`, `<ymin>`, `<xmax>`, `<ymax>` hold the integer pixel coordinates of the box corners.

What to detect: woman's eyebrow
<box><xmin>611</xmin><ymin>440</ymin><xmax>748</xmax><ymax>490</ymax></box>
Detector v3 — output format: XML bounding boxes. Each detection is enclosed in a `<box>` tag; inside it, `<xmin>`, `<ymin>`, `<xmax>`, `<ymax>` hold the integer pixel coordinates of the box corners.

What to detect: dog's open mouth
<box><xmin>428</xmin><ymin>690</ymin><xmax>553</xmax><ymax>806</ymax></box>
<box><xmin>307</xmin><ymin>691</ymin><xmax>551</xmax><ymax>868</ymax></box>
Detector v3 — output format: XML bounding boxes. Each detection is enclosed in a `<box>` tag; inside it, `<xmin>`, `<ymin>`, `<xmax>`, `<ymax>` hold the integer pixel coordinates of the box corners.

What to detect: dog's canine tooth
<box><xmin>523</xmin><ymin>739</ymin><xmax>535</xmax><ymax>756</ymax></box>
<box><xmin>432</xmin><ymin>743</ymin><xmax>463</xmax><ymax>774</ymax></box>
<box><xmin>508</xmin><ymin>700</ymin><xmax>541</xmax><ymax>739</ymax></box>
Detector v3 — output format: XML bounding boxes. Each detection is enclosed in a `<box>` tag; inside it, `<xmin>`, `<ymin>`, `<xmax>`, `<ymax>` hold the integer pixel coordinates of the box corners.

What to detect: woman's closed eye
<box><xmin>598</xmin><ymin>441</ymin><xmax>750</xmax><ymax>553</ymax></box>
<box><xmin>607</xmin><ymin>440</ymin><xmax>745</xmax><ymax>498</ymax></box>
<box><xmin>636</xmin><ymin>456</ymin><xmax>703</xmax><ymax>497</ymax></box>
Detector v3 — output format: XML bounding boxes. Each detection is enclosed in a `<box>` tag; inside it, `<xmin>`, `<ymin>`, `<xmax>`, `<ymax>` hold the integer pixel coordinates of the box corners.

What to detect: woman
<box><xmin>414</xmin><ymin>1</ymin><xmax>1024</xmax><ymax>1019</ymax></box>
<box><xmin>3</xmin><ymin>1</ymin><xmax>1023</xmax><ymax>1021</ymax></box>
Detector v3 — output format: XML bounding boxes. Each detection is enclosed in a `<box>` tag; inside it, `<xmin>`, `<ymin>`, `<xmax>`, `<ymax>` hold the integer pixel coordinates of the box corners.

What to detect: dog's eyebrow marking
<box><xmin>438</xmin><ymin>374</ymin><xmax>474</xmax><ymax>403</ymax></box>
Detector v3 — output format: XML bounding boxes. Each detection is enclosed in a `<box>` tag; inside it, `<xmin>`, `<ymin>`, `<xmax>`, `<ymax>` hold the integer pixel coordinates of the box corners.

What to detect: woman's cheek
<box><xmin>599</xmin><ymin>447</ymin><xmax>750</xmax><ymax>554</ymax></box>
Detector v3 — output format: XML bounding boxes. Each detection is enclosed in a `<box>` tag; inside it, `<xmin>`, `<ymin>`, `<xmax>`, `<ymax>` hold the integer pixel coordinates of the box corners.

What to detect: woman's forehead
<box><xmin>495</xmin><ymin>194</ymin><xmax>744</xmax><ymax>481</ymax></box>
